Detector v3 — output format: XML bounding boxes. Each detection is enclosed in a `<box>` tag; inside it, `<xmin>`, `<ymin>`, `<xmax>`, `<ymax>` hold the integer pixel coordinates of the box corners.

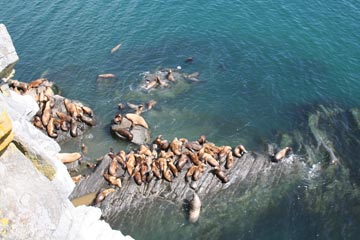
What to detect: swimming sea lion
<box><xmin>95</xmin><ymin>188</ymin><xmax>116</xmax><ymax>204</ymax></box>
<box><xmin>111</xmin><ymin>125</ymin><xmax>133</xmax><ymax>141</ymax></box>
<box><xmin>81</xmin><ymin>143</ymin><xmax>88</xmax><ymax>155</ymax></box>
<box><xmin>118</xmin><ymin>102</ymin><xmax>125</xmax><ymax>110</ymax></box>
<box><xmin>57</xmin><ymin>152</ymin><xmax>82</xmax><ymax>164</ymax></box>
<box><xmin>189</xmin><ymin>192</ymin><xmax>201</xmax><ymax>223</ymax></box>
<box><xmin>166</xmin><ymin>69</ymin><xmax>175</xmax><ymax>82</ymax></box>
<box><xmin>146</xmin><ymin>100</ymin><xmax>157</xmax><ymax>110</ymax></box>
<box><xmin>273</xmin><ymin>147</ymin><xmax>292</xmax><ymax>162</ymax></box>
<box><xmin>97</xmin><ymin>73</ymin><xmax>116</xmax><ymax>79</ymax></box>
<box><xmin>125</xmin><ymin>113</ymin><xmax>149</xmax><ymax>129</ymax></box>
<box><xmin>185</xmin><ymin>57</ymin><xmax>193</xmax><ymax>63</ymax></box>
<box><xmin>110</xmin><ymin>43</ymin><xmax>122</xmax><ymax>54</ymax></box>
<box><xmin>144</xmin><ymin>79</ymin><xmax>158</xmax><ymax>90</ymax></box>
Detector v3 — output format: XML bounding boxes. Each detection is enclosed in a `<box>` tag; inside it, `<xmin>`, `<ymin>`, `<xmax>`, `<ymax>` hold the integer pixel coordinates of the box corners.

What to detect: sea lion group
<box><xmin>7</xmin><ymin>78</ymin><xmax>96</xmax><ymax>139</ymax></box>
<box><xmin>97</xmin><ymin>135</ymin><xmax>248</xmax><ymax>194</ymax></box>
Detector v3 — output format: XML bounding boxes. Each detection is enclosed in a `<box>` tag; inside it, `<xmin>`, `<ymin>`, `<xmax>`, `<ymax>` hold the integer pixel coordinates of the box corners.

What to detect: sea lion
<box><xmin>188</xmin><ymin>152</ymin><xmax>203</xmax><ymax>166</ymax></box>
<box><xmin>33</xmin><ymin>116</ymin><xmax>46</xmax><ymax>130</ymax></box>
<box><xmin>57</xmin><ymin>152</ymin><xmax>82</xmax><ymax>164</ymax></box>
<box><xmin>192</xmin><ymin>166</ymin><xmax>204</xmax><ymax>181</ymax></box>
<box><xmin>166</xmin><ymin>69</ymin><xmax>176</xmax><ymax>82</ymax></box>
<box><xmin>186</xmin><ymin>166</ymin><xmax>197</xmax><ymax>182</ymax></box>
<box><xmin>41</xmin><ymin>100</ymin><xmax>52</xmax><ymax>126</ymax></box>
<box><xmin>225</xmin><ymin>151</ymin><xmax>234</xmax><ymax>169</ymax></box>
<box><xmin>213</xmin><ymin>167</ymin><xmax>229</xmax><ymax>183</ymax></box>
<box><xmin>151</xmin><ymin>161</ymin><xmax>161</xmax><ymax>179</ymax></box>
<box><xmin>109</xmin><ymin>158</ymin><xmax>118</xmax><ymax>177</ymax></box>
<box><xmin>113</xmin><ymin>113</ymin><xmax>122</xmax><ymax>124</ymax></box>
<box><xmin>201</xmin><ymin>153</ymin><xmax>219</xmax><ymax>167</ymax></box>
<box><xmin>197</xmin><ymin>135</ymin><xmax>206</xmax><ymax>145</ymax></box>
<box><xmin>95</xmin><ymin>188</ymin><xmax>116</xmax><ymax>204</ymax></box>
<box><xmin>60</xmin><ymin>120</ymin><xmax>70</xmax><ymax>132</ymax></box>
<box><xmin>110</xmin><ymin>43</ymin><xmax>122</xmax><ymax>54</ymax></box>
<box><xmin>185</xmin><ymin>141</ymin><xmax>202</xmax><ymax>151</ymax></box>
<box><xmin>44</xmin><ymin>86</ymin><xmax>54</xmax><ymax>98</ymax></box>
<box><xmin>70</xmin><ymin>119</ymin><xmax>78</xmax><ymax>137</ymax></box>
<box><xmin>126</xmin><ymin>152</ymin><xmax>136</xmax><ymax>175</ymax></box>
<box><xmin>81</xmin><ymin>143</ymin><xmax>88</xmax><ymax>155</ymax></box>
<box><xmin>125</xmin><ymin>113</ymin><xmax>149</xmax><ymax>129</ymax></box>
<box><xmin>46</xmin><ymin>117</ymin><xmax>58</xmax><ymax>138</ymax></box>
<box><xmin>176</xmin><ymin>154</ymin><xmax>189</xmax><ymax>171</ymax></box>
<box><xmin>118</xmin><ymin>102</ymin><xmax>125</xmax><ymax>110</ymax></box>
<box><xmin>163</xmin><ymin>169</ymin><xmax>172</xmax><ymax>182</ymax></box>
<box><xmin>103</xmin><ymin>173</ymin><xmax>122</xmax><ymax>188</ymax></box>
<box><xmin>64</xmin><ymin>99</ymin><xmax>80</xmax><ymax>119</ymax></box>
<box><xmin>56</xmin><ymin>111</ymin><xmax>72</xmax><ymax>122</ymax></box>
<box><xmin>139</xmin><ymin>145</ymin><xmax>152</xmax><ymax>156</ymax></box>
<box><xmin>158</xmin><ymin>157</ymin><xmax>167</xmax><ymax>172</ymax></box>
<box><xmin>185</xmin><ymin>57</ymin><xmax>193</xmax><ymax>63</ymax></box>
<box><xmin>81</xmin><ymin>105</ymin><xmax>94</xmax><ymax>117</ymax></box>
<box><xmin>71</xmin><ymin>174</ymin><xmax>83</xmax><ymax>183</ymax></box>
<box><xmin>111</xmin><ymin>125</ymin><xmax>133</xmax><ymax>141</ymax></box>
<box><xmin>234</xmin><ymin>144</ymin><xmax>247</xmax><ymax>157</ymax></box>
<box><xmin>144</xmin><ymin>79</ymin><xmax>158</xmax><ymax>90</ymax></box>
<box><xmin>28</xmin><ymin>78</ymin><xmax>46</xmax><ymax>89</ymax></box>
<box><xmin>146</xmin><ymin>100</ymin><xmax>157</xmax><ymax>110</ymax></box>
<box><xmin>97</xmin><ymin>73</ymin><xmax>116</xmax><ymax>79</ymax></box>
<box><xmin>167</xmin><ymin>159</ymin><xmax>178</xmax><ymax>177</ymax></box>
<box><xmin>170</xmin><ymin>137</ymin><xmax>182</xmax><ymax>156</ymax></box>
<box><xmin>219</xmin><ymin>146</ymin><xmax>232</xmax><ymax>162</ymax></box>
<box><xmin>133</xmin><ymin>171</ymin><xmax>142</xmax><ymax>185</ymax></box>
<box><xmin>156</xmin><ymin>76</ymin><xmax>169</xmax><ymax>88</ymax></box>
<box><xmin>80</xmin><ymin>114</ymin><xmax>96</xmax><ymax>126</ymax></box>
<box><xmin>189</xmin><ymin>192</ymin><xmax>201</xmax><ymax>223</ymax></box>
<box><xmin>273</xmin><ymin>147</ymin><xmax>292</xmax><ymax>162</ymax></box>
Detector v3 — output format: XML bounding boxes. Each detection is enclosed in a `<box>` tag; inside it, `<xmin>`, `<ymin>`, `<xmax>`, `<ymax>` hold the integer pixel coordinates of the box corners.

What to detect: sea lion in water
<box><xmin>185</xmin><ymin>57</ymin><xmax>193</xmax><ymax>63</ymax></box>
<box><xmin>273</xmin><ymin>147</ymin><xmax>292</xmax><ymax>162</ymax></box>
<box><xmin>112</xmin><ymin>113</ymin><xmax>122</xmax><ymax>124</ymax></box>
<box><xmin>110</xmin><ymin>43</ymin><xmax>122</xmax><ymax>54</ymax></box>
<box><xmin>125</xmin><ymin>113</ymin><xmax>149</xmax><ymax>129</ymax></box>
<box><xmin>97</xmin><ymin>73</ymin><xmax>116</xmax><ymax>79</ymax></box>
<box><xmin>146</xmin><ymin>100</ymin><xmax>157</xmax><ymax>110</ymax></box>
<box><xmin>95</xmin><ymin>188</ymin><xmax>116</xmax><ymax>204</ymax></box>
<box><xmin>188</xmin><ymin>192</ymin><xmax>201</xmax><ymax>223</ymax></box>
<box><xmin>166</xmin><ymin>69</ymin><xmax>176</xmax><ymax>82</ymax></box>
<box><xmin>57</xmin><ymin>152</ymin><xmax>82</xmax><ymax>164</ymax></box>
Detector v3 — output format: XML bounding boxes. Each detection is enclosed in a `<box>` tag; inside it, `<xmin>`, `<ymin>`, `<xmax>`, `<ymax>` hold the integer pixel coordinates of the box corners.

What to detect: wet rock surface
<box><xmin>0</xmin><ymin>24</ymin><xmax>18</xmax><ymax>78</ymax></box>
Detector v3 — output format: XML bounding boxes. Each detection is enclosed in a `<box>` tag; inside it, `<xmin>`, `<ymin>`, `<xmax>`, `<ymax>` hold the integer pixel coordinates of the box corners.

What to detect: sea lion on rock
<box><xmin>70</xmin><ymin>119</ymin><xmax>78</xmax><ymax>137</ymax></box>
<box><xmin>166</xmin><ymin>69</ymin><xmax>175</xmax><ymax>82</ymax></box>
<box><xmin>176</xmin><ymin>154</ymin><xmax>189</xmax><ymax>171</ymax></box>
<box><xmin>111</xmin><ymin>125</ymin><xmax>133</xmax><ymax>141</ymax></box>
<box><xmin>189</xmin><ymin>192</ymin><xmax>201</xmax><ymax>224</ymax></box>
<box><xmin>234</xmin><ymin>144</ymin><xmax>248</xmax><ymax>157</ymax></box>
<box><xmin>103</xmin><ymin>173</ymin><xmax>122</xmax><ymax>188</ymax></box>
<box><xmin>163</xmin><ymin>169</ymin><xmax>172</xmax><ymax>182</ymax></box>
<box><xmin>57</xmin><ymin>152</ymin><xmax>82</xmax><ymax>164</ymax></box>
<box><xmin>64</xmin><ymin>99</ymin><xmax>80</xmax><ymax>119</ymax></box>
<box><xmin>225</xmin><ymin>151</ymin><xmax>234</xmax><ymax>169</ymax></box>
<box><xmin>33</xmin><ymin>116</ymin><xmax>46</xmax><ymax>130</ymax></box>
<box><xmin>56</xmin><ymin>111</ymin><xmax>72</xmax><ymax>122</ymax></box>
<box><xmin>41</xmin><ymin>100</ymin><xmax>52</xmax><ymax>126</ymax></box>
<box><xmin>273</xmin><ymin>147</ymin><xmax>292</xmax><ymax>162</ymax></box>
<box><xmin>170</xmin><ymin>137</ymin><xmax>182</xmax><ymax>155</ymax></box>
<box><xmin>46</xmin><ymin>117</ymin><xmax>58</xmax><ymax>138</ymax></box>
<box><xmin>81</xmin><ymin>105</ymin><xmax>94</xmax><ymax>117</ymax></box>
<box><xmin>71</xmin><ymin>174</ymin><xmax>83</xmax><ymax>183</ymax></box>
<box><xmin>113</xmin><ymin>113</ymin><xmax>122</xmax><ymax>124</ymax></box>
<box><xmin>151</xmin><ymin>162</ymin><xmax>161</xmax><ymax>179</ymax></box>
<box><xmin>197</xmin><ymin>135</ymin><xmax>206</xmax><ymax>145</ymax></box>
<box><xmin>133</xmin><ymin>171</ymin><xmax>143</xmax><ymax>185</ymax></box>
<box><xmin>126</xmin><ymin>152</ymin><xmax>136</xmax><ymax>175</ymax></box>
<box><xmin>167</xmin><ymin>159</ymin><xmax>178</xmax><ymax>177</ymax></box>
<box><xmin>192</xmin><ymin>165</ymin><xmax>204</xmax><ymax>181</ymax></box>
<box><xmin>125</xmin><ymin>113</ymin><xmax>149</xmax><ymax>129</ymax></box>
<box><xmin>213</xmin><ymin>167</ymin><xmax>229</xmax><ymax>183</ymax></box>
<box><xmin>186</xmin><ymin>166</ymin><xmax>197</xmax><ymax>182</ymax></box>
<box><xmin>28</xmin><ymin>78</ymin><xmax>46</xmax><ymax>89</ymax></box>
<box><xmin>80</xmin><ymin>114</ymin><xmax>95</xmax><ymax>126</ymax></box>
<box><xmin>95</xmin><ymin>188</ymin><xmax>116</xmax><ymax>204</ymax></box>
<box><xmin>201</xmin><ymin>153</ymin><xmax>219</xmax><ymax>167</ymax></box>
<box><xmin>109</xmin><ymin>158</ymin><xmax>118</xmax><ymax>177</ymax></box>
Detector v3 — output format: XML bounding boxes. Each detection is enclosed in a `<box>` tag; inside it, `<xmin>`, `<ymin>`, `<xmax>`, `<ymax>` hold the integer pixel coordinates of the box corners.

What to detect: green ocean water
<box><xmin>1</xmin><ymin>0</ymin><xmax>359</xmax><ymax>239</ymax></box>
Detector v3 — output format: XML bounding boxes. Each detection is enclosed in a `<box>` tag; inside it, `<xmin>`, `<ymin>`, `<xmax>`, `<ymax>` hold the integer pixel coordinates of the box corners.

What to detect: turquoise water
<box><xmin>1</xmin><ymin>0</ymin><xmax>359</xmax><ymax>239</ymax></box>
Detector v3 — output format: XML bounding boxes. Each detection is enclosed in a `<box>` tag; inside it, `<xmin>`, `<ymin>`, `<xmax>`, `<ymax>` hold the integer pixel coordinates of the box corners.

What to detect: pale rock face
<box><xmin>0</xmin><ymin>24</ymin><xmax>19</xmax><ymax>77</ymax></box>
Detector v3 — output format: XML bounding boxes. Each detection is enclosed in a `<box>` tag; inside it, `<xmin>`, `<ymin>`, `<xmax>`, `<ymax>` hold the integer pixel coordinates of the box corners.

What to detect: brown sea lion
<box><xmin>273</xmin><ymin>147</ymin><xmax>292</xmax><ymax>162</ymax></box>
<box><xmin>185</xmin><ymin>141</ymin><xmax>202</xmax><ymax>151</ymax></box>
<box><xmin>60</xmin><ymin>120</ymin><xmax>70</xmax><ymax>132</ymax></box>
<box><xmin>192</xmin><ymin>165</ymin><xmax>204</xmax><ymax>181</ymax></box>
<box><xmin>64</xmin><ymin>99</ymin><xmax>80</xmax><ymax>119</ymax></box>
<box><xmin>158</xmin><ymin>157</ymin><xmax>167</xmax><ymax>172</ymax></box>
<box><xmin>133</xmin><ymin>171</ymin><xmax>142</xmax><ymax>185</ymax></box>
<box><xmin>110</xmin><ymin>43</ymin><xmax>122</xmax><ymax>54</ymax></box>
<box><xmin>97</xmin><ymin>73</ymin><xmax>116</xmax><ymax>79</ymax></box>
<box><xmin>28</xmin><ymin>78</ymin><xmax>46</xmax><ymax>89</ymax></box>
<box><xmin>197</xmin><ymin>135</ymin><xmax>206</xmax><ymax>145</ymax></box>
<box><xmin>139</xmin><ymin>145</ymin><xmax>152</xmax><ymax>156</ymax></box>
<box><xmin>146</xmin><ymin>100</ymin><xmax>157</xmax><ymax>110</ymax></box>
<box><xmin>219</xmin><ymin>146</ymin><xmax>232</xmax><ymax>162</ymax></box>
<box><xmin>144</xmin><ymin>79</ymin><xmax>158</xmax><ymax>90</ymax></box>
<box><xmin>118</xmin><ymin>102</ymin><xmax>125</xmax><ymax>110</ymax></box>
<box><xmin>103</xmin><ymin>173</ymin><xmax>122</xmax><ymax>188</ymax></box>
<box><xmin>163</xmin><ymin>169</ymin><xmax>172</xmax><ymax>182</ymax></box>
<box><xmin>81</xmin><ymin>143</ymin><xmax>88</xmax><ymax>155</ymax></box>
<box><xmin>170</xmin><ymin>137</ymin><xmax>182</xmax><ymax>155</ymax></box>
<box><xmin>71</xmin><ymin>174</ymin><xmax>83</xmax><ymax>183</ymax></box>
<box><xmin>41</xmin><ymin>100</ymin><xmax>52</xmax><ymax>126</ymax></box>
<box><xmin>81</xmin><ymin>105</ymin><xmax>94</xmax><ymax>117</ymax></box>
<box><xmin>111</xmin><ymin>125</ymin><xmax>133</xmax><ymax>141</ymax></box>
<box><xmin>176</xmin><ymin>154</ymin><xmax>189</xmax><ymax>171</ymax></box>
<box><xmin>156</xmin><ymin>76</ymin><xmax>169</xmax><ymax>88</ymax></box>
<box><xmin>225</xmin><ymin>151</ymin><xmax>234</xmax><ymax>169</ymax></box>
<box><xmin>186</xmin><ymin>165</ymin><xmax>197</xmax><ymax>182</ymax></box>
<box><xmin>167</xmin><ymin>159</ymin><xmax>178</xmax><ymax>177</ymax></box>
<box><xmin>56</xmin><ymin>111</ymin><xmax>72</xmax><ymax>122</ymax></box>
<box><xmin>70</xmin><ymin>119</ymin><xmax>78</xmax><ymax>137</ymax></box>
<box><xmin>126</xmin><ymin>152</ymin><xmax>136</xmax><ymax>175</ymax></box>
<box><xmin>189</xmin><ymin>192</ymin><xmax>201</xmax><ymax>224</ymax></box>
<box><xmin>80</xmin><ymin>114</ymin><xmax>95</xmax><ymax>126</ymax></box>
<box><xmin>113</xmin><ymin>113</ymin><xmax>122</xmax><ymax>124</ymax></box>
<box><xmin>109</xmin><ymin>158</ymin><xmax>118</xmax><ymax>177</ymax></box>
<box><xmin>44</xmin><ymin>86</ymin><xmax>54</xmax><ymax>98</ymax></box>
<box><xmin>151</xmin><ymin>161</ymin><xmax>161</xmax><ymax>179</ymax></box>
<box><xmin>95</xmin><ymin>188</ymin><xmax>116</xmax><ymax>204</ymax></box>
<box><xmin>188</xmin><ymin>152</ymin><xmax>203</xmax><ymax>166</ymax></box>
<box><xmin>234</xmin><ymin>144</ymin><xmax>248</xmax><ymax>157</ymax></box>
<box><xmin>125</xmin><ymin>113</ymin><xmax>149</xmax><ymax>129</ymax></box>
<box><xmin>57</xmin><ymin>152</ymin><xmax>82</xmax><ymax>164</ymax></box>
<box><xmin>33</xmin><ymin>116</ymin><xmax>46</xmax><ymax>130</ymax></box>
<box><xmin>201</xmin><ymin>153</ymin><xmax>219</xmax><ymax>167</ymax></box>
<box><xmin>213</xmin><ymin>167</ymin><xmax>229</xmax><ymax>183</ymax></box>
<box><xmin>166</xmin><ymin>69</ymin><xmax>175</xmax><ymax>82</ymax></box>
<box><xmin>46</xmin><ymin>117</ymin><xmax>58</xmax><ymax>138</ymax></box>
